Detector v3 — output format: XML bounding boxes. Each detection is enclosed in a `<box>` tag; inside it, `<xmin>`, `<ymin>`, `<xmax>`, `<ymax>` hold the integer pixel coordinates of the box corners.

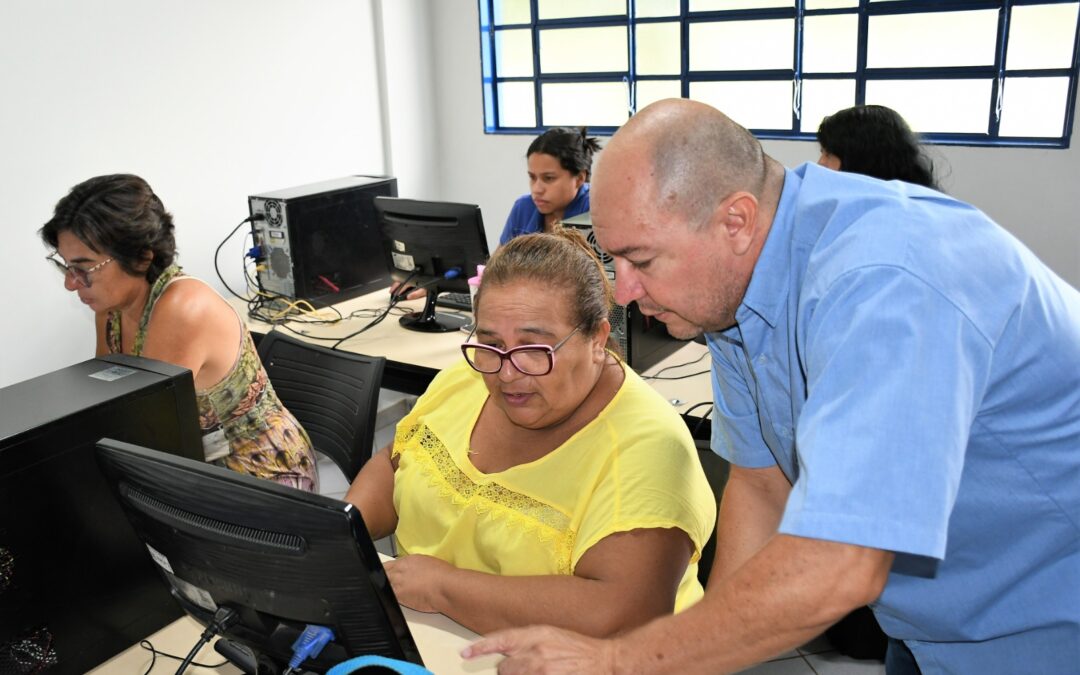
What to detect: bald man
<box><xmin>465</xmin><ymin>99</ymin><xmax>1080</xmax><ymax>674</ymax></box>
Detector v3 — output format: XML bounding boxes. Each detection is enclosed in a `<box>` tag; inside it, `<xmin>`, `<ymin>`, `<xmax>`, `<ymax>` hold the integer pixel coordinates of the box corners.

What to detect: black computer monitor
<box><xmin>95</xmin><ymin>438</ymin><xmax>424</xmax><ymax>674</ymax></box>
<box><xmin>374</xmin><ymin>197</ymin><xmax>490</xmax><ymax>333</ymax></box>
<box><xmin>0</xmin><ymin>354</ymin><xmax>203</xmax><ymax>674</ymax></box>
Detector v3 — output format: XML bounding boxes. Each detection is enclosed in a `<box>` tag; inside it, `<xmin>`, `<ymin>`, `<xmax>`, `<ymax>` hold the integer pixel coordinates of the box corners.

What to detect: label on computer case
<box><xmin>89</xmin><ymin>365</ymin><xmax>137</xmax><ymax>381</ymax></box>
<box><xmin>169</xmin><ymin>574</ymin><xmax>219</xmax><ymax>613</ymax></box>
<box><xmin>391</xmin><ymin>251</ymin><xmax>415</xmax><ymax>271</ymax></box>
<box><xmin>145</xmin><ymin>543</ymin><xmax>174</xmax><ymax>573</ymax></box>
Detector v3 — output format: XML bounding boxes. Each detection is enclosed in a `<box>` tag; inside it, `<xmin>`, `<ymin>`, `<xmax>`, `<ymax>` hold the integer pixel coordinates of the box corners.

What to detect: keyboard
<box><xmin>435</xmin><ymin>291</ymin><xmax>473</xmax><ymax>312</ymax></box>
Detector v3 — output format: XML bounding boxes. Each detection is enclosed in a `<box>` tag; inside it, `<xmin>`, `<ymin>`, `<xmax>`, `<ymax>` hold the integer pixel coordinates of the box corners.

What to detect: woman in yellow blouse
<box><xmin>345</xmin><ymin>230</ymin><xmax>715</xmax><ymax>637</ymax></box>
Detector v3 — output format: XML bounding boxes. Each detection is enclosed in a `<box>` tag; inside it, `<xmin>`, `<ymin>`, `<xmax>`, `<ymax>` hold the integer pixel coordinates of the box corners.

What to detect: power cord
<box><xmin>329</xmin><ymin>270</ymin><xmax>430</xmax><ymax>350</ymax></box>
<box><xmin>215</xmin><ymin>215</ymin><xmax>263</xmax><ymax>302</ymax></box>
<box><xmin>642</xmin><ymin>350</ymin><xmax>710</xmax><ymax>381</ymax></box>
<box><xmin>138</xmin><ymin>640</ymin><xmax>229</xmax><ymax>675</ymax></box>
<box><xmin>174</xmin><ymin>607</ymin><xmax>240</xmax><ymax>675</ymax></box>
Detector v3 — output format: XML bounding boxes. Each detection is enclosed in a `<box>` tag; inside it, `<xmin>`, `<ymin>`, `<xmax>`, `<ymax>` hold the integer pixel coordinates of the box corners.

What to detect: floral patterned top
<box><xmin>105</xmin><ymin>265</ymin><xmax>318</xmax><ymax>491</ymax></box>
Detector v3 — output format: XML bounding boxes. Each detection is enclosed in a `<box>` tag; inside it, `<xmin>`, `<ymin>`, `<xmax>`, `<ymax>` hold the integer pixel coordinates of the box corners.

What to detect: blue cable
<box><xmin>286</xmin><ymin>625</ymin><xmax>335</xmax><ymax>672</ymax></box>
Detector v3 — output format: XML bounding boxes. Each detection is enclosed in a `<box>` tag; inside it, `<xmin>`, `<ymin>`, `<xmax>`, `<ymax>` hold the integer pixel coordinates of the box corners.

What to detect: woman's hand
<box><xmin>389</xmin><ymin>281</ymin><xmax>428</xmax><ymax>301</ymax></box>
<box><xmin>384</xmin><ymin>554</ymin><xmax>454</xmax><ymax>613</ymax></box>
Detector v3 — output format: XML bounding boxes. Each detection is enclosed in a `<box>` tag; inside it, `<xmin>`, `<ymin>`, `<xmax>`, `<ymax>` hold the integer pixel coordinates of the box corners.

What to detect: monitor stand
<box><xmin>399</xmin><ymin>292</ymin><xmax>468</xmax><ymax>333</ymax></box>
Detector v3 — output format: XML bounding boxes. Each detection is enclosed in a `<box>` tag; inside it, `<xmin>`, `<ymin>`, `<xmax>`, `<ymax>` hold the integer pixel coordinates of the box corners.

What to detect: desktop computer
<box><xmin>248</xmin><ymin>176</ymin><xmax>398</xmax><ymax>307</ymax></box>
<box><xmin>0</xmin><ymin>355</ymin><xmax>203</xmax><ymax>674</ymax></box>
<box><xmin>562</xmin><ymin>213</ymin><xmax>687</xmax><ymax>373</ymax></box>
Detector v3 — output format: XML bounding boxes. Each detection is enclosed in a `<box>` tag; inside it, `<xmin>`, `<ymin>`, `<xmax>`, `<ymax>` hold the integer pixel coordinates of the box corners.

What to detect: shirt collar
<box><xmin>735</xmin><ymin>166</ymin><xmax>804</xmax><ymax>328</ymax></box>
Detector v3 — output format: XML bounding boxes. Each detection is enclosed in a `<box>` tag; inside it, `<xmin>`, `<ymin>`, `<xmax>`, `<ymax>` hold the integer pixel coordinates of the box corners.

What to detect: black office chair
<box><xmin>695</xmin><ymin>445</ymin><xmax>730</xmax><ymax>588</ymax></box>
<box><xmin>257</xmin><ymin>331</ymin><xmax>386</xmax><ymax>484</ymax></box>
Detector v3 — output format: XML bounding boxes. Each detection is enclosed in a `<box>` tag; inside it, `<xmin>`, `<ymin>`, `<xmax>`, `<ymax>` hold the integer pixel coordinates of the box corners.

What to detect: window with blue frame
<box><xmin>478</xmin><ymin>0</ymin><xmax>1080</xmax><ymax>147</ymax></box>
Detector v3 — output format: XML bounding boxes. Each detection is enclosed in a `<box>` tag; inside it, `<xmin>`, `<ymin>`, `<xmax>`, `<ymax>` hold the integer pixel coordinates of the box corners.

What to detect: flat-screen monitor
<box><xmin>95</xmin><ymin>438</ymin><xmax>424</xmax><ymax>673</ymax></box>
<box><xmin>0</xmin><ymin>354</ymin><xmax>203</xmax><ymax>674</ymax></box>
<box><xmin>374</xmin><ymin>197</ymin><xmax>490</xmax><ymax>333</ymax></box>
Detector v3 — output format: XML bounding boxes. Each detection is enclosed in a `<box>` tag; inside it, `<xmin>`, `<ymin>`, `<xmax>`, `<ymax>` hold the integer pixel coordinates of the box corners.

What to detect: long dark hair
<box><xmin>817</xmin><ymin>105</ymin><xmax>938</xmax><ymax>189</ymax></box>
<box><xmin>40</xmin><ymin>174</ymin><xmax>177</xmax><ymax>283</ymax></box>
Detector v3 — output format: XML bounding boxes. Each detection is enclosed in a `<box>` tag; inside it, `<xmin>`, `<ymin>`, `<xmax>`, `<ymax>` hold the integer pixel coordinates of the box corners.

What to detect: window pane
<box><xmin>690</xmin><ymin>80</ymin><xmax>794</xmax><ymax>130</ymax></box>
<box><xmin>1007</xmin><ymin>3</ymin><xmax>1080</xmax><ymax>70</ymax></box>
<box><xmin>493</xmin><ymin>0</ymin><xmax>531</xmax><ymax>25</ymax></box>
<box><xmin>540</xmin><ymin>26</ymin><xmax>627</xmax><ymax>73</ymax></box>
<box><xmin>637</xmin><ymin>22</ymin><xmax>681</xmax><ymax>75</ymax></box>
<box><xmin>495</xmin><ymin>29</ymin><xmax>534</xmax><ymax>77</ymax></box>
<box><xmin>999</xmin><ymin>77</ymin><xmax>1070</xmax><ymax>137</ymax></box>
<box><xmin>538</xmin><ymin>0</ymin><xmax>625</xmax><ymax>20</ymax></box>
<box><xmin>691</xmin><ymin>0</ymin><xmax>793</xmax><ymax>9</ymax></box>
<box><xmin>800</xmin><ymin>79</ymin><xmax>856</xmax><ymax>133</ymax></box>
<box><xmin>637</xmin><ymin>0</ymin><xmax>680</xmax><ymax>18</ymax></box>
<box><xmin>636</xmin><ymin>80</ymin><xmax>682</xmax><ymax>111</ymax></box>
<box><xmin>804</xmin><ymin>14</ymin><xmax>858</xmax><ymax>73</ymax></box>
<box><xmin>542</xmin><ymin>82</ymin><xmax>628</xmax><ymax>126</ymax></box>
<box><xmin>498</xmin><ymin>82</ymin><xmax>537</xmax><ymax>127</ymax></box>
<box><xmin>690</xmin><ymin>19</ymin><xmax>794</xmax><ymax>71</ymax></box>
<box><xmin>868</xmin><ymin>10</ymin><xmax>998</xmax><ymax>68</ymax></box>
<box><xmin>806</xmin><ymin>0</ymin><xmax>857</xmax><ymax>8</ymax></box>
<box><xmin>866</xmin><ymin>79</ymin><xmax>993</xmax><ymax>134</ymax></box>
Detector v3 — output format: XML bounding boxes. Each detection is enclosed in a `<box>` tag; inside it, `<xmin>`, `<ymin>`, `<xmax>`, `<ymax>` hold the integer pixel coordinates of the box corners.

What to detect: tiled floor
<box><xmin>739</xmin><ymin>635</ymin><xmax>886</xmax><ymax>675</ymax></box>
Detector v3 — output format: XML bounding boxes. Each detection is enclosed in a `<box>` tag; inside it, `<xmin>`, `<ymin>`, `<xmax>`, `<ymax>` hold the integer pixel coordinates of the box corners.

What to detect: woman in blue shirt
<box><xmin>499</xmin><ymin>127</ymin><xmax>601</xmax><ymax>245</ymax></box>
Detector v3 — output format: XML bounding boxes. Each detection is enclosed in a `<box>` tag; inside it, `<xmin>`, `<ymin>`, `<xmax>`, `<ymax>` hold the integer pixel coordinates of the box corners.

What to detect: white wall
<box><xmin>431</xmin><ymin>0</ymin><xmax>1080</xmax><ymax>289</ymax></box>
<box><xmin>4</xmin><ymin>0</ymin><xmax>1077</xmax><ymax>388</ymax></box>
<box><xmin>379</xmin><ymin>0</ymin><xmax>443</xmax><ymax>201</ymax></box>
<box><xmin>0</xmin><ymin>0</ymin><xmax>386</xmax><ymax>388</ymax></box>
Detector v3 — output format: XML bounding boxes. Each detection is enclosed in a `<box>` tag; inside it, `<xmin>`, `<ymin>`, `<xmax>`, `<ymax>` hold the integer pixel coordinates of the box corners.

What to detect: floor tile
<box><xmin>805</xmin><ymin>652</ymin><xmax>886</xmax><ymax>675</ymax></box>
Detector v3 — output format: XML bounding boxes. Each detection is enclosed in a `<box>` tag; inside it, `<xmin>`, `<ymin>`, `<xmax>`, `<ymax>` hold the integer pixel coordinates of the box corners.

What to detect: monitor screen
<box><xmin>374</xmin><ymin>197</ymin><xmax>489</xmax><ymax>333</ymax></box>
<box><xmin>0</xmin><ymin>355</ymin><xmax>203</xmax><ymax>674</ymax></box>
<box><xmin>95</xmin><ymin>438</ymin><xmax>424</xmax><ymax>673</ymax></box>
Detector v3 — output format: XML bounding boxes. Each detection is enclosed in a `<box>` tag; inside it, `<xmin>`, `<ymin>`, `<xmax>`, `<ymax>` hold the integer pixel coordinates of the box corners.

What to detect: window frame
<box><xmin>478</xmin><ymin>0</ymin><xmax>1080</xmax><ymax>148</ymax></box>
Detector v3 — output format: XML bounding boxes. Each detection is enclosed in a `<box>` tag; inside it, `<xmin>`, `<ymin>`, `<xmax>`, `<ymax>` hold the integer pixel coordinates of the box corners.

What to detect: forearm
<box><xmin>708</xmin><ymin>465</ymin><xmax>789</xmax><ymax>585</ymax></box>
<box><xmin>611</xmin><ymin>535</ymin><xmax>892</xmax><ymax>674</ymax></box>
<box><xmin>343</xmin><ymin>447</ymin><xmax>397</xmax><ymax>539</ymax></box>
<box><xmin>434</xmin><ymin>570</ymin><xmax>657</xmax><ymax>638</ymax></box>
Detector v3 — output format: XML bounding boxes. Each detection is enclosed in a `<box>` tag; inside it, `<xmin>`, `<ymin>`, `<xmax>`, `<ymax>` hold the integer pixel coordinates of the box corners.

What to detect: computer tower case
<box><xmin>562</xmin><ymin>213</ymin><xmax>687</xmax><ymax>373</ymax></box>
<box><xmin>0</xmin><ymin>354</ymin><xmax>204</xmax><ymax>673</ymax></box>
<box><xmin>248</xmin><ymin>176</ymin><xmax>398</xmax><ymax>307</ymax></box>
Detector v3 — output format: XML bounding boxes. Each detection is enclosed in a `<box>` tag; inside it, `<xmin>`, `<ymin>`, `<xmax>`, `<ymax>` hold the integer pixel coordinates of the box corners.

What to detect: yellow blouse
<box><xmin>391</xmin><ymin>359</ymin><xmax>716</xmax><ymax>611</ymax></box>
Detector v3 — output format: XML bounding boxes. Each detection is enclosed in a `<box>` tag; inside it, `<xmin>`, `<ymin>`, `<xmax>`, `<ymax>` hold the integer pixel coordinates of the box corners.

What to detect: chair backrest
<box><xmin>696</xmin><ymin>444</ymin><xmax>730</xmax><ymax>588</ymax></box>
<box><xmin>257</xmin><ymin>331</ymin><xmax>386</xmax><ymax>483</ymax></box>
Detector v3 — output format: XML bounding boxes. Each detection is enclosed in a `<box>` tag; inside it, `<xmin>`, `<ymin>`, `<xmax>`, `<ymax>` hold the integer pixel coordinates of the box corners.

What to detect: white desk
<box><xmin>89</xmin><ymin>557</ymin><xmax>500</xmax><ymax>674</ymax></box>
<box><xmin>230</xmin><ymin>291</ymin><xmax>712</xmax><ymax>415</ymax></box>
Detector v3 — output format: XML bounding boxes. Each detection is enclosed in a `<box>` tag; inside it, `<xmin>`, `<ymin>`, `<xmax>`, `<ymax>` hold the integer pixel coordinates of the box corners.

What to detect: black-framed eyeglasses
<box><xmin>46</xmin><ymin>253</ymin><xmax>113</xmax><ymax>288</ymax></box>
<box><xmin>461</xmin><ymin>325</ymin><xmax>583</xmax><ymax>376</ymax></box>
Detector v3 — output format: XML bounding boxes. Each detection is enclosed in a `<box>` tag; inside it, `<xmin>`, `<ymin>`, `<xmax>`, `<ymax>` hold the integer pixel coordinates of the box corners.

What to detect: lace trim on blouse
<box><xmin>395</xmin><ymin>422</ymin><xmax>575</xmax><ymax>574</ymax></box>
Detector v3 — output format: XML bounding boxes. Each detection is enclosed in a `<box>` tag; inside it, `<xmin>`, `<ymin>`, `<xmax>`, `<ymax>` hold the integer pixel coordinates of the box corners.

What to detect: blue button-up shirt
<box><xmin>499</xmin><ymin>184</ymin><xmax>591</xmax><ymax>245</ymax></box>
<box><xmin>708</xmin><ymin>163</ymin><xmax>1080</xmax><ymax>673</ymax></box>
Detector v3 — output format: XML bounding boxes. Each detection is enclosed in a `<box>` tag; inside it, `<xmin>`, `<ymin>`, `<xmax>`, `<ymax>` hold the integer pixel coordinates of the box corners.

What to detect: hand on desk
<box><xmin>462</xmin><ymin>625</ymin><xmax>615</xmax><ymax>675</ymax></box>
<box><xmin>390</xmin><ymin>281</ymin><xmax>428</xmax><ymax>301</ymax></box>
<box><xmin>385</xmin><ymin>553</ymin><xmax>453</xmax><ymax>614</ymax></box>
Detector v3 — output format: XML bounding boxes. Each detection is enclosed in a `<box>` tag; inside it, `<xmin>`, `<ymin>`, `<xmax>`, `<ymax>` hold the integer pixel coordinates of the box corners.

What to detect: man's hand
<box><xmin>383</xmin><ymin>554</ymin><xmax>452</xmax><ymax>613</ymax></box>
<box><xmin>463</xmin><ymin>625</ymin><xmax>617</xmax><ymax>675</ymax></box>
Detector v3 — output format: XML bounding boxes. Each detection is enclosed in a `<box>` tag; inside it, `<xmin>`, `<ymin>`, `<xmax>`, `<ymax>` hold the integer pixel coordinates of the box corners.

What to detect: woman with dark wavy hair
<box><xmin>40</xmin><ymin>174</ymin><xmax>318</xmax><ymax>491</ymax></box>
<box><xmin>817</xmin><ymin>104</ymin><xmax>938</xmax><ymax>189</ymax></box>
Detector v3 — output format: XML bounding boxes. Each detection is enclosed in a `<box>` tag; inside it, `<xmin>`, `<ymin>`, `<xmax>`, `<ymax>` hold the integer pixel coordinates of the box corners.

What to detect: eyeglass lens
<box><xmin>464</xmin><ymin>346</ymin><xmax>552</xmax><ymax>375</ymax></box>
<box><xmin>48</xmin><ymin>257</ymin><xmax>91</xmax><ymax>286</ymax></box>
